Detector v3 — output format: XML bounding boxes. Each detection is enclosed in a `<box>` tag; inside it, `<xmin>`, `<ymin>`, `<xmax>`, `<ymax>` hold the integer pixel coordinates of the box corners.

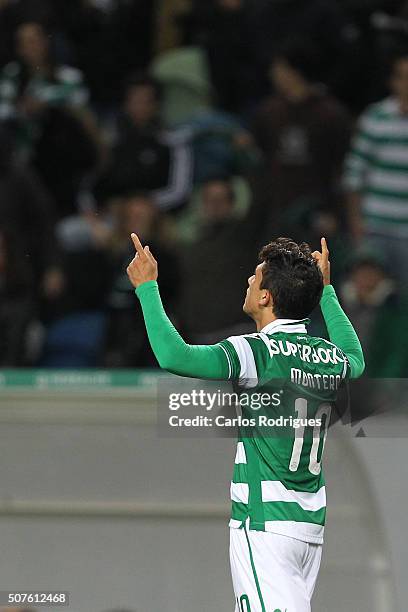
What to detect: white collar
<box><xmin>260</xmin><ymin>318</ymin><xmax>308</xmax><ymax>335</ymax></box>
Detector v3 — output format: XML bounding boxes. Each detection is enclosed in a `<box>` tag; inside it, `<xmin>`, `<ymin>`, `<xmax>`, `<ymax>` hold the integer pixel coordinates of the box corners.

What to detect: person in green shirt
<box><xmin>127</xmin><ymin>234</ymin><xmax>364</xmax><ymax>612</ymax></box>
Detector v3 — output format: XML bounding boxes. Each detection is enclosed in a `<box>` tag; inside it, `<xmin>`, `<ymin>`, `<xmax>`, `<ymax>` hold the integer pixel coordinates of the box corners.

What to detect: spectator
<box><xmin>344</xmin><ymin>49</ymin><xmax>408</xmax><ymax>285</ymax></box>
<box><xmin>38</xmin><ymin>260</ymin><xmax>110</xmax><ymax>368</ymax></box>
<box><xmin>0</xmin><ymin>227</ymin><xmax>34</xmax><ymax>365</ymax></box>
<box><xmin>367</xmin><ymin>3</ymin><xmax>408</xmax><ymax>104</ymax></box>
<box><xmin>49</xmin><ymin>0</ymin><xmax>110</xmax><ymax>107</ymax></box>
<box><xmin>340</xmin><ymin>254</ymin><xmax>408</xmax><ymax>376</ymax></box>
<box><xmin>95</xmin><ymin>75</ymin><xmax>193</xmax><ymax>211</ymax></box>
<box><xmin>44</xmin><ymin>224</ymin><xmax>111</xmax><ymax>324</ymax></box>
<box><xmin>251</xmin><ymin>39</ymin><xmax>351</xmax><ymax>246</ymax></box>
<box><xmin>0</xmin><ymin>2</ymin><xmax>54</xmax><ymax>68</ymax></box>
<box><xmin>176</xmin><ymin>175</ymin><xmax>252</xmax><ymax>244</ymax></box>
<box><xmin>180</xmin><ymin>111</ymin><xmax>260</xmax><ymax>185</ymax></box>
<box><xmin>105</xmin><ymin>192</ymin><xmax>180</xmax><ymax>367</ymax></box>
<box><xmin>0</xmin><ymin>20</ymin><xmax>87</xmax><ymax>121</ymax></box>
<box><xmin>0</xmin><ymin>21</ymin><xmax>100</xmax><ymax>216</ymax></box>
<box><xmin>329</xmin><ymin>1</ymin><xmax>382</xmax><ymax>113</ymax></box>
<box><xmin>250</xmin><ymin>0</ymin><xmax>348</xmax><ymax>101</ymax></box>
<box><xmin>0</xmin><ymin>123</ymin><xmax>63</xmax><ymax>298</ymax></box>
<box><xmin>39</xmin><ymin>200</ymin><xmax>112</xmax><ymax>367</ymax></box>
<box><xmin>179</xmin><ymin>177</ymin><xmax>255</xmax><ymax>342</ymax></box>
<box><xmin>46</xmin><ymin>0</ymin><xmax>156</xmax><ymax>108</ymax></box>
<box><xmin>177</xmin><ymin>0</ymin><xmax>258</xmax><ymax>114</ymax></box>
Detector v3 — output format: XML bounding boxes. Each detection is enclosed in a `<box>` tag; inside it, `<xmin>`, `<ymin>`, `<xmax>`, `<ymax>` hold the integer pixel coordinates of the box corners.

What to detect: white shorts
<box><xmin>230</xmin><ymin>524</ymin><xmax>322</xmax><ymax>612</ymax></box>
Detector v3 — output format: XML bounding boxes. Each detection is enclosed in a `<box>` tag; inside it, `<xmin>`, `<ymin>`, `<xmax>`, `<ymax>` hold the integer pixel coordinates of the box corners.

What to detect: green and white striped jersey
<box><xmin>219</xmin><ymin>318</ymin><xmax>350</xmax><ymax>544</ymax></box>
<box><xmin>344</xmin><ymin>97</ymin><xmax>408</xmax><ymax>237</ymax></box>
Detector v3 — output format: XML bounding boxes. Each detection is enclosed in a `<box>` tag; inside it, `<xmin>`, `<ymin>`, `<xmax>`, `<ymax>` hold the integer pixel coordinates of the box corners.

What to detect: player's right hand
<box><xmin>312</xmin><ymin>237</ymin><xmax>331</xmax><ymax>286</ymax></box>
<box><xmin>127</xmin><ymin>233</ymin><xmax>158</xmax><ymax>289</ymax></box>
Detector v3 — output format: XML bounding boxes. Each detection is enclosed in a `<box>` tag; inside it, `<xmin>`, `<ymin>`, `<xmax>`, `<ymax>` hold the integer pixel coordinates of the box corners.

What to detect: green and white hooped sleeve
<box><xmin>219</xmin><ymin>336</ymin><xmax>259</xmax><ymax>388</ymax></box>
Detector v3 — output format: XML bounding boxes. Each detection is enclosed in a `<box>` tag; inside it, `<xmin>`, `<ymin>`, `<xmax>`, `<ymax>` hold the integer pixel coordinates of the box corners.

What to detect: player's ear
<box><xmin>259</xmin><ymin>289</ymin><xmax>272</xmax><ymax>308</ymax></box>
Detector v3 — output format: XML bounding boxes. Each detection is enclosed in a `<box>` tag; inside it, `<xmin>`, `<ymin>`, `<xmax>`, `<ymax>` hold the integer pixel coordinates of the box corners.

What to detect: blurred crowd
<box><xmin>1</xmin><ymin>0</ymin><xmax>408</xmax><ymax>376</ymax></box>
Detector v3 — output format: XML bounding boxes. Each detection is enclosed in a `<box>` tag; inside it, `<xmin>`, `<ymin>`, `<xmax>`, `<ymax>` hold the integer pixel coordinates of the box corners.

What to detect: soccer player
<box><xmin>127</xmin><ymin>235</ymin><xmax>365</xmax><ymax>612</ymax></box>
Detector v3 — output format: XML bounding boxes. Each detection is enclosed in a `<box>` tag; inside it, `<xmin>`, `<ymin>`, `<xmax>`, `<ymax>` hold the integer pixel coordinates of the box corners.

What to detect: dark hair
<box><xmin>122</xmin><ymin>73</ymin><xmax>163</xmax><ymax>103</ymax></box>
<box><xmin>259</xmin><ymin>237</ymin><xmax>323</xmax><ymax>319</ymax></box>
<box><xmin>390</xmin><ymin>45</ymin><xmax>408</xmax><ymax>70</ymax></box>
<box><xmin>273</xmin><ymin>38</ymin><xmax>322</xmax><ymax>83</ymax></box>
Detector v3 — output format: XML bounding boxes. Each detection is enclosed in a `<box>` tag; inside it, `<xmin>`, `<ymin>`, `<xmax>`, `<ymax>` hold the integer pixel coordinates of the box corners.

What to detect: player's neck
<box><xmin>255</xmin><ymin>313</ymin><xmax>278</xmax><ymax>332</ymax></box>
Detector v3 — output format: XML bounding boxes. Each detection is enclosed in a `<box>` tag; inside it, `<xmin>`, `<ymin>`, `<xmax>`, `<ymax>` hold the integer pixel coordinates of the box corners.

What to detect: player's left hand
<box><xmin>127</xmin><ymin>233</ymin><xmax>158</xmax><ymax>288</ymax></box>
<box><xmin>312</xmin><ymin>237</ymin><xmax>331</xmax><ymax>286</ymax></box>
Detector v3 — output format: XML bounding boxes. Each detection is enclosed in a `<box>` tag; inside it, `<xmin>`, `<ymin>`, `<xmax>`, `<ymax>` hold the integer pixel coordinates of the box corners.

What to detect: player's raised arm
<box><xmin>127</xmin><ymin>233</ymin><xmax>231</xmax><ymax>379</ymax></box>
<box><xmin>313</xmin><ymin>238</ymin><xmax>365</xmax><ymax>379</ymax></box>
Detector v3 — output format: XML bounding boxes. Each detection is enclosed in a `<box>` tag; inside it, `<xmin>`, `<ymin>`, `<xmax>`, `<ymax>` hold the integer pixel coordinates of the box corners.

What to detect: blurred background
<box><xmin>0</xmin><ymin>0</ymin><xmax>408</xmax><ymax>610</ymax></box>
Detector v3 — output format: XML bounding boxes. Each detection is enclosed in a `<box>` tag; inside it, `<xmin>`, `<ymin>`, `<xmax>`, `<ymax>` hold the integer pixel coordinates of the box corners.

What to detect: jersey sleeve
<box><xmin>219</xmin><ymin>336</ymin><xmax>258</xmax><ymax>386</ymax></box>
<box><xmin>219</xmin><ymin>334</ymin><xmax>279</xmax><ymax>388</ymax></box>
<box><xmin>320</xmin><ymin>285</ymin><xmax>365</xmax><ymax>379</ymax></box>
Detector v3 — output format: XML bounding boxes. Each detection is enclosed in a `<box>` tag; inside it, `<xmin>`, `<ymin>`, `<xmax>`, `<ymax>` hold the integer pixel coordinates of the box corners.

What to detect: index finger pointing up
<box><xmin>131</xmin><ymin>233</ymin><xmax>146</xmax><ymax>259</ymax></box>
<box><xmin>321</xmin><ymin>237</ymin><xmax>329</xmax><ymax>257</ymax></box>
